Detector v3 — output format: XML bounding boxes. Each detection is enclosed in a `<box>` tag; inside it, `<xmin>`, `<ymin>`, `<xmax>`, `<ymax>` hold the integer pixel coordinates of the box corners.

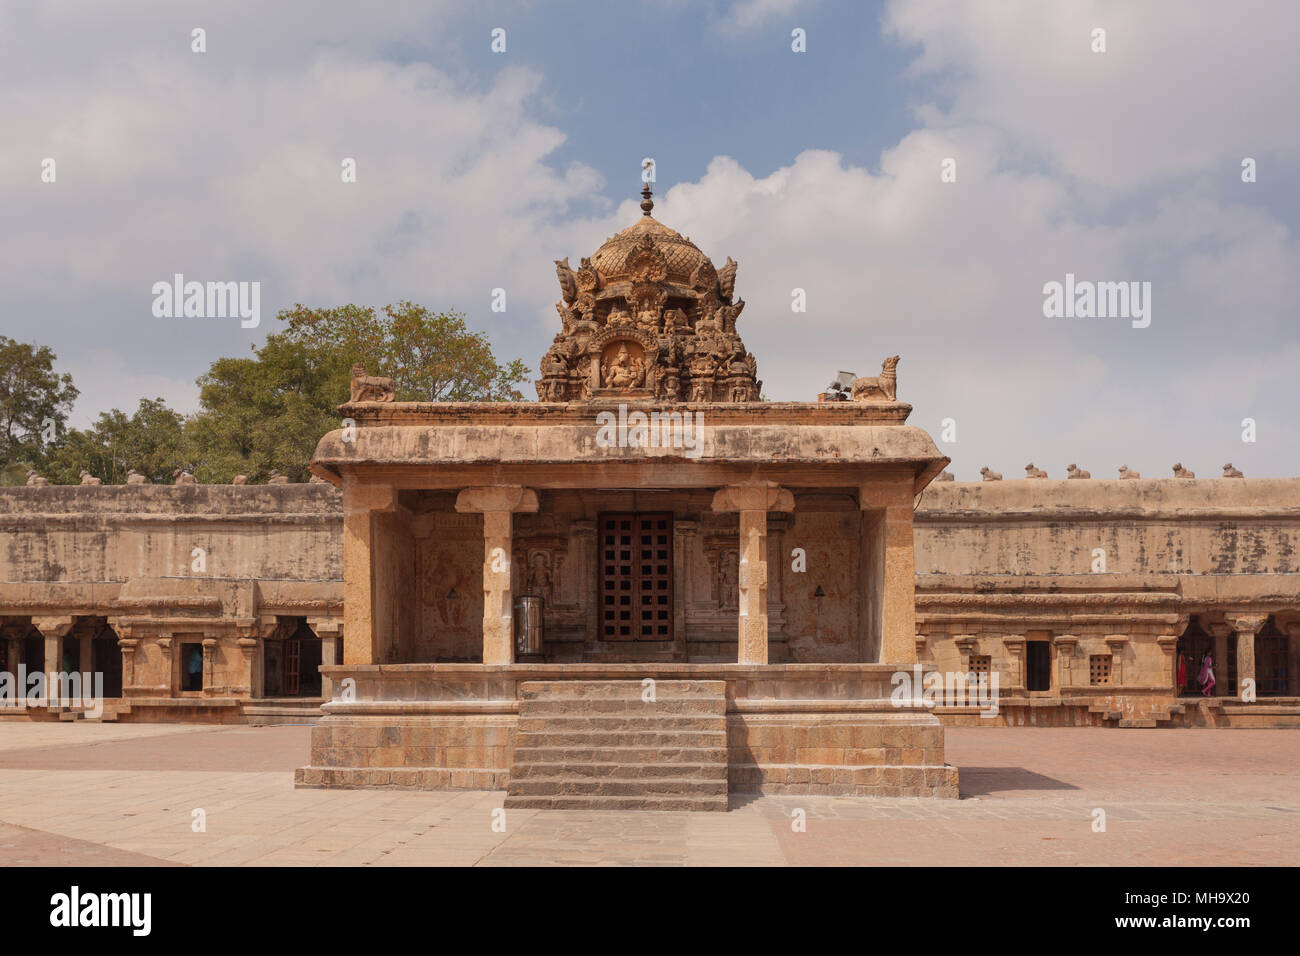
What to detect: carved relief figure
<box><xmin>526</xmin><ymin>551</ymin><xmax>553</xmax><ymax>602</ymax></box>
<box><xmin>717</xmin><ymin>550</ymin><xmax>739</xmax><ymax>611</ymax></box>
<box><xmin>602</xmin><ymin>343</ymin><xmax>646</xmax><ymax>389</ymax></box>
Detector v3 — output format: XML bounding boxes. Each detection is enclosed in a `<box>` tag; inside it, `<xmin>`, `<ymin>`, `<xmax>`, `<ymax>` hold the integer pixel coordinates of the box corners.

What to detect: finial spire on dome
<box><xmin>640</xmin><ymin>181</ymin><xmax>654</xmax><ymax>217</ymax></box>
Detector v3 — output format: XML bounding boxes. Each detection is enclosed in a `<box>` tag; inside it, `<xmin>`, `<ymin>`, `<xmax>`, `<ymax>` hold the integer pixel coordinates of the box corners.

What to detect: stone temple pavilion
<box><xmin>296</xmin><ymin>187</ymin><xmax>957</xmax><ymax>808</ymax></box>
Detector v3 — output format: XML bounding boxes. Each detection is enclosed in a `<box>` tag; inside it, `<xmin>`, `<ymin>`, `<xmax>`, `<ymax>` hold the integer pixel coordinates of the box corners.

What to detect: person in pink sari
<box><xmin>1198</xmin><ymin>653</ymin><xmax>1216</xmax><ymax>697</ymax></box>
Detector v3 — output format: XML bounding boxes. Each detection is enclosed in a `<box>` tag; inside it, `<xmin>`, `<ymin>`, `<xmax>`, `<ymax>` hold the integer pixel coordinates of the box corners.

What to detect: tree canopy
<box><xmin>0</xmin><ymin>304</ymin><xmax>528</xmax><ymax>484</ymax></box>
<box><xmin>0</xmin><ymin>336</ymin><xmax>79</xmax><ymax>474</ymax></box>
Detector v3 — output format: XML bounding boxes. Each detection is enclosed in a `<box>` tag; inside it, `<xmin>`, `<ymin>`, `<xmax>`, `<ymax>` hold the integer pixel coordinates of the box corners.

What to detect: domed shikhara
<box><xmin>538</xmin><ymin>187</ymin><xmax>760</xmax><ymax>403</ymax></box>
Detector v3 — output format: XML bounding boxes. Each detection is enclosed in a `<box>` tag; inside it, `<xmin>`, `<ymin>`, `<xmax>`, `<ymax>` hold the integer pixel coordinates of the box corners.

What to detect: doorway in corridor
<box><xmin>599</xmin><ymin>513</ymin><xmax>673</xmax><ymax>641</ymax></box>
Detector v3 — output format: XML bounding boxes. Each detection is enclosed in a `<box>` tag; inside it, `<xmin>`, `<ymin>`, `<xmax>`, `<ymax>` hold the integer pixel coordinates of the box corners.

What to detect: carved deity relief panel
<box><xmin>416</xmin><ymin>515</ymin><xmax>483</xmax><ymax>661</ymax></box>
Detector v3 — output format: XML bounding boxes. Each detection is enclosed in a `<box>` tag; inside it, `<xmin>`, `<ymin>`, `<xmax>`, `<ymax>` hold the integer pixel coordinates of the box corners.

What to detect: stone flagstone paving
<box><xmin>0</xmin><ymin>723</ymin><xmax>1295</xmax><ymax>866</ymax></box>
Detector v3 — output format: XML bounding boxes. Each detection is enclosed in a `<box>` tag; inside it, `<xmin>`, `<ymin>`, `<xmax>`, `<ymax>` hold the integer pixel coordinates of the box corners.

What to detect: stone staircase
<box><xmin>504</xmin><ymin>680</ymin><xmax>729</xmax><ymax>811</ymax></box>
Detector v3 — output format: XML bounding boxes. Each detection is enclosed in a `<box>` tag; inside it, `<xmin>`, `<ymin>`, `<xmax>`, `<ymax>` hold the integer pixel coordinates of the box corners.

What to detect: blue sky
<box><xmin>2</xmin><ymin>0</ymin><xmax>1298</xmax><ymax>477</ymax></box>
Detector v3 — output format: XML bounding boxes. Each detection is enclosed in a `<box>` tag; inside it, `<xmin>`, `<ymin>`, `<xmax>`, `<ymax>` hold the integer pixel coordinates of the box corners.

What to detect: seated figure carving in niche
<box><xmin>602</xmin><ymin>343</ymin><xmax>646</xmax><ymax>389</ymax></box>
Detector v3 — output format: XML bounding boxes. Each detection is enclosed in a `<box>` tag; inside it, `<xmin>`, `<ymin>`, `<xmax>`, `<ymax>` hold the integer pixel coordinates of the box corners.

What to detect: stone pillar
<box><xmin>33</xmin><ymin>617</ymin><xmax>73</xmax><ymax>706</ymax></box>
<box><xmin>671</xmin><ymin>520</ymin><xmax>699</xmax><ymax>660</ymax></box>
<box><xmin>307</xmin><ymin>617</ymin><xmax>343</xmax><ymax>699</ymax></box>
<box><xmin>1229</xmin><ymin>614</ymin><xmax>1267</xmax><ymax>701</ymax></box>
<box><xmin>711</xmin><ymin>481</ymin><xmax>795</xmax><ymax>665</ymax></box>
<box><xmin>859</xmin><ymin>481</ymin><xmax>918</xmax><ymax>666</ymax></box>
<box><xmin>341</xmin><ymin>479</ymin><xmax>397</xmax><ymax>665</ymax></box>
<box><xmin>78</xmin><ymin>633</ymin><xmax>93</xmax><ymax>675</ymax></box>
<box><xmin>1105</xmin><ymin>634</ymin><xmax>1129</xmax><ymax>685</ymax></box>
<box><xmin>1002</xmin><ymin>635</ymin><xmax>1026</xmax><ymax>692</ymax></box>
<box><xmin>455</xmin><ymin>486</ymin><xmax>540</xmax><ymax>665</ymax></box>
<box><xmin>201</xmin><ymin>638</ymin><xmax>218</xmax><ymax>693</ymax></box>
<box><xmin>1287</xmin><ymin>623</ymin><xmax>1300</xmax><ymax>698</ymax></box>
<box><xmin>1207</xmin><ymin>622</ymin><xmax>1231</xmax><ymax>694</ymax></box>
<box><xmin>1054</xmin><ymin>634</ymin><xmax>1078</xmax><ymax>689</ymax></box>
<box><xmin>1156</xmin><ymin>635</ymin><xmax>1180</xmax><ymax>692</ymax></box>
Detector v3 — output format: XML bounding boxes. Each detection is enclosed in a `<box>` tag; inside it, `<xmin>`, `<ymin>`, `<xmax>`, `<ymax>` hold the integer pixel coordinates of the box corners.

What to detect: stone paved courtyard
<box><xmin>0</xmin><ymin>722</ymin><xmax>1295</xmax><ymax>866</ymax></box>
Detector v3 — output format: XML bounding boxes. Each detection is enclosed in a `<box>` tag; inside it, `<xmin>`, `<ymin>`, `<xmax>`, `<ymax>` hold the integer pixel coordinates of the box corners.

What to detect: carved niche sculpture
<box><xmin>350</xmin><ymin>364</ymin><xmax>396</xmax><ymax>403</ymax></box>
<box><xmin>536</xmin><ymin>186</ymin><xmax>762</xmax><ymax>402</ymax></box>
<box><xmin>851</xmin><ymin>356</ymin><xmax>900</xmax><ymax>402</ymax></box>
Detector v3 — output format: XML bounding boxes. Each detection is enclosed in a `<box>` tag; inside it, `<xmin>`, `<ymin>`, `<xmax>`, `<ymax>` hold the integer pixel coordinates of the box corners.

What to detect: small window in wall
<box><xmin>1025</xmin><ymin>641</ymin><xmax>1051</xmax><ymax>691</ymax></box>
<box><xmin>968</xmin><ymin>655</ymin><xmax>992</xmax><ymax>683</ymax></box>
<box><xmin>181</xmin><ymin>643</ymin><xmax>204</xmax><ymax>692</ymax></box>
<box><xmin>1089</xmin><ymin>654</ymin><xmax>1112</xmax><ymax>685</ymax></box>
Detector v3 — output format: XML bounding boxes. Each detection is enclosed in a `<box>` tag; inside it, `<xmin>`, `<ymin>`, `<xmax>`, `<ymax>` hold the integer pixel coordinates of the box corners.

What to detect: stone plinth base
<box><xmin>295</xmin><ymin>663</ymin><xmax>959</xmax><ymax>802</ymax></box>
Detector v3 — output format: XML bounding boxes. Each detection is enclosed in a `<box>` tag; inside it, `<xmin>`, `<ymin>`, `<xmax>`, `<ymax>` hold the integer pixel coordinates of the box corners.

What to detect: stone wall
<box><xmin>2</xmin><ymin>477</ymin><xmax>1298</xmax><ymax>725</ymax></box>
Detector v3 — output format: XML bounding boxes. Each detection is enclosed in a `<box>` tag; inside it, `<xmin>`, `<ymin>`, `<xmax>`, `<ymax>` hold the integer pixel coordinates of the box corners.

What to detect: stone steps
<box><xmin>513</xmin><ymin>729</ymin><xmax>725</xmax><ymax>748</ymax></box>
<box><xmin>510</xmin><ymin>761</ymin><xmax>728</xmax><ymax>780</ymax></box>
<box><xmin>513</xmin><ymin>745</ymin><xmax>729</xmax><ymax>764</ymax></box>
<box><xmin>504</xmin><ymin>679</ymin><xmax>729</xmax><ymax>811</ymax></box>
<box><xmin>504</xmin><ymin>794</ymin><xmax>727</xmax><ymax>812</ymax></box>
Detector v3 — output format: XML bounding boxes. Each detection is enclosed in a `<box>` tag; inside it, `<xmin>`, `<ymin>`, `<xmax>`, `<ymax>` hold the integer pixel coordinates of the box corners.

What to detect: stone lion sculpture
<box><xmin>349</xmin><ymin>364</ymin><xmax>396</xmax><ymax>403</ymax></box>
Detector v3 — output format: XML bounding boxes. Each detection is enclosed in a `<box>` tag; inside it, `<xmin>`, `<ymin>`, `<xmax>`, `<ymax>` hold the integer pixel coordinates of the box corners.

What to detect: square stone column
<box><xmin>455</xmin><ymin>486</ymin><xmax>540</xmax><ymax>665</ymax></box>
<box><xmin>307</xmin><ymin>617</ymin><xmax>343</xmax><ymax>699</ymax></box>
<box><xmin>341</xmin><ymin>479</ymin><xmax>396</xmax><ymax>665</ymax></box>
<box><xmin>859</xmin><ymin>481</ymin><xmax>918</xmax><ymax>666</ymax></box>
<box><xmin>1229</xmin><ymin>614</ymin><xmax>1267</xmax><ymax>701</ymax></box>
<box><xmin>711</xmin><ymin>481</ymin><xmax>795</xmax><ymax>664</ymax></box>
<box><xmin>33</xmin><ymin>616</ymin><xmax>74</xmax><ymax>706</ymax></box>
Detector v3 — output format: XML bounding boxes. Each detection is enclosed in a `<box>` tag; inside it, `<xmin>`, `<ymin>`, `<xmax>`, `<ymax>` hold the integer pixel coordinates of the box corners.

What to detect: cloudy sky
<box><xmin>3</xmin><ymin>0</ymin><xmax>1297</xmax><ymax>478</ymax></box>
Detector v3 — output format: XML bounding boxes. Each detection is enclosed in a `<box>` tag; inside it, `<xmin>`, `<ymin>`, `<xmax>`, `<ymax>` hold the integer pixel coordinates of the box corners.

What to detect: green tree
<box><xmin>46</xmin><ymin>398</ymin><xmax>185</xmax><ymax>485</ymax></box>
<box><xmin>0</xmin><ymin>337</ymin><xmax>79</xmax><ymax>469</ymax></box>
<box><xmin>184</xmin><ymin>303</ymin><xmax>528</xmax><ymax>482</ymax></box>
<box><xmin>278</xmin><ymin>301</ymin><xmax>529</xmax><ymax>402</ymax></box>
<box><xmin>185</xmin><ymin>335</ymin><xmax>340</xmax><ymax>483</ymax></box>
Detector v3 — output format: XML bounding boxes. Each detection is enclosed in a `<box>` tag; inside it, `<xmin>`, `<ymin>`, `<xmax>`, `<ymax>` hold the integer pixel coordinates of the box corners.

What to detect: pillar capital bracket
<box><xmin>711</xmin><ymin>480</ymin><xmax>794</xmax><ymax>513</ymax></box>
<box><xmin>455</xmin><ymin>486</ymin><xmax>540</xmax><ymax>514</ymax></box>
<box><xmin>32</xmin><ymin>616</ymin><xmax>75</xmax><ymax>638</ymax></box>
<box><xmin>1228</xmin><ymin>614</ymin><xmax>1268</xmax><ymax>635</ymax></box>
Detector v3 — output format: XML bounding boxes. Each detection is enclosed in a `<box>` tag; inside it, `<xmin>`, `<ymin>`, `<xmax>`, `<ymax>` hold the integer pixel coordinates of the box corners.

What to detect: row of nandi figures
<box><xmin>23</xmin><ymin>467</ymin><xmax>323</xmax><ymax>486</ymax></box>
<box><xmin>938</xmin><ymin>462</ymin><xmax>1249</xmax><ymax>482</ymax></box>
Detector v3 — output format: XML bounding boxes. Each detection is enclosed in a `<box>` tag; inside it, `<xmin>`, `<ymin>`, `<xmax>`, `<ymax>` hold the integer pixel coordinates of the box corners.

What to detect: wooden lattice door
<box><xmin>599</xmin><ymin>513</ymin><xmax>673</xmax><ymax>641</ymax></box>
